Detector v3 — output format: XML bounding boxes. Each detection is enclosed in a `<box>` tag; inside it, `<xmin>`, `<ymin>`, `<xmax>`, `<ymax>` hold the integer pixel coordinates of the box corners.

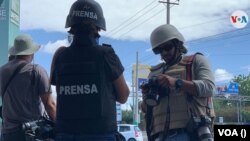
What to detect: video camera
<box><xmin>141</xmin><ymin>76</ymin><xmax>169</xmax><ymax>106</ymax></box>
<box><xmin>22</xmin><ymin>116</ymin><xmax>55</xmax><ymax>141</ymax></box>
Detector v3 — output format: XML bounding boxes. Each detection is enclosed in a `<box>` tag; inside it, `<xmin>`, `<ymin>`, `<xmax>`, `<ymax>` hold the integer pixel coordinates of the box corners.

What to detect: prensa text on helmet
<box><xmin>72</xmin><ymin>10</ymin><xmax>98</xmax><ymax>20</ymax></box>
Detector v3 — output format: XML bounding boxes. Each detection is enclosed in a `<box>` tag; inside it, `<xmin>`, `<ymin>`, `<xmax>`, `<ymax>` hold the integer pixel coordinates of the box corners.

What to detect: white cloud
<box><xmin>247</xmin><ymin>66</ymin><xmax>250</xmax><ymax>72</ymax></box>
<box><xmin>242</xmin><ymin>65</ymin><xmax>250</xmax><ymax>73</ymax></box>
<box><xmin>20</xmin><ymin>0</ymin><xmax>250</xmax><ymax>41</ymax></box>
<box><xmin>214</xmin><ymin>69</ymin><xmax>234</xmax><ymax>82</ymax></box>
<box><xmin>20</xmin><ymin>0</ymin><xmax>73</xmax><ymax>32</ymax></box>
<box><xmin>41</xmin><ymin>39</ymin><xmax>69</xmax><ymax>54</ymax></box>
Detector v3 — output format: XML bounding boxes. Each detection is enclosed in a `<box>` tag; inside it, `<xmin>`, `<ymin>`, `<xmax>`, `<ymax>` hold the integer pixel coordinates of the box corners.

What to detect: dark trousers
<box><xmin>55</xmin><ymin>133</ymin><xmax>116</xmax><ymax>141</ymax></box>
<box><xmin>1</xmin><ymin>130</ymin><xmax>26</xmax><ymax>141</ymax></box>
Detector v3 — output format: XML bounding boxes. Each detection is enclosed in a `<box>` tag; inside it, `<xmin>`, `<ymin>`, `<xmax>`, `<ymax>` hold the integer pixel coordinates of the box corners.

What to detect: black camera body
<box><xmin>142</xmin><ymin>76</ymin><xmax>167</xmax><ymax>106</ymax></box>
<box><xmin>22</xmin><ymin>116</ymin><xmax>55</xmax><ymax>141</ymax></box>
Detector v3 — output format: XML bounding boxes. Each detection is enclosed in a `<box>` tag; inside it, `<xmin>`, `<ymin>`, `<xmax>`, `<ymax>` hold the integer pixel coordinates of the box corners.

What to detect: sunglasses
<box><xmin>153</xmin><ymin>42</ymin><xmax>175</xmax><ymax>54</ymax></box>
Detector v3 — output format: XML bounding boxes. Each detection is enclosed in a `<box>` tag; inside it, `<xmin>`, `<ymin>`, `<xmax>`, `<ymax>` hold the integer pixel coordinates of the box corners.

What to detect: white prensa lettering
<box><xmin>59</xmin><ymin>84</ymin><xmax>98</xmax><ymax>95</ymax></box>
<box><xmin>77</xmin><ymin>85</ymin><xmax>84</xmax><ymax>94</ymax></box>
<box><xmin>91</xmin><ymin>84</ymin><xmax>98</xmax><ymax>93</ymax></box>
<box><xmin>84</xmin><ymin>85</ymin><xmax>90</xmax><ymax>94</ymax></box>
<box><xmin>60</xmin><ymin>86</ymin><xmax>64</xmax><ymax>94</ymax></box>
<box><xmin>71</xmin><ymin>85</ymin><xmax>76</xmax><ymax>94</ymax></box>
<box><xmin>65</xmin><ymin>86</ymin><xmax>70</xmax><ymax>95</ymax></box>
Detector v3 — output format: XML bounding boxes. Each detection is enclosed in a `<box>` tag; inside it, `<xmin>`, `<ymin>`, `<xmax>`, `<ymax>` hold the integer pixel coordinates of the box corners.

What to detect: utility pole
<box><xmin>133</xmin><ymin>51</ymin><xmax>139</xmax><ymax>125</ymax></box>
<box><xmin>159</xmin><ymin>0</ymin><xmax>180</xmax><ymax>24</ymax></box>
<box><xmin>132</xmin><ymin>69</ymin><xmax>135</xmax><ymax>123</ymax></box>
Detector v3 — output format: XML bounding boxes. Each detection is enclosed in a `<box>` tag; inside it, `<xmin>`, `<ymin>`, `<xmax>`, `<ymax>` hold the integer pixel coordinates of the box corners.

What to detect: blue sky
<box><xmin>18</xmin><ymin>0</ymin><xmax>250</xmax><ymax>108</ymax></box>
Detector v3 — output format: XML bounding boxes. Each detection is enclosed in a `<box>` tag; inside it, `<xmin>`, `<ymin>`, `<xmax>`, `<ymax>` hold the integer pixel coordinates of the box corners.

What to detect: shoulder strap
<box><xmin>183</xmin><ymin>53</ymin><xmax>198</xmax><ymax>103</ymax></box>
<box><xmin>184</xmin><ymin>53</ymin><xmax>215</xmax><ymax>117</ymax></box>
<box><xmin>2</xmin><ymin>62</ymin><xmax>27</xmax><ymax>99</ymax></box>
<box><xmin>185</xmin><ymin>55</ymin><xmax>195</xmax><ymax>81</ymax></box>
<box><xmin>184</xmin><ymin>52</ymin><xmax>202</xmax><ymax>81</ymax></box>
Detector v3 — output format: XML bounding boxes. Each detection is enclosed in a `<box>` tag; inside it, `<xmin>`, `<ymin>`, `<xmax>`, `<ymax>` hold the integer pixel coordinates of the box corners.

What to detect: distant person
<box><xmin>141</xmin><ymin>24</ymin><xmax>216</xmax><ymax>141</ymax></box>
<box><xmin>0</xmin><ymin>34</ymin><xmax>56</xmax><ymax>141</ymax></box>
<box><xmin>50</xmin><ymin>0</ymin><xmax>129</xmax><ymax>141</ymax></box>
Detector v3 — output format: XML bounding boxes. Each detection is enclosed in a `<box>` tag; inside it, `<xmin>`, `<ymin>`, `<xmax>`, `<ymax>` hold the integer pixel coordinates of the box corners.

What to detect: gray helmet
<box><xmin>65</xmin><ymin>0</ymin><xmax>106</xmax><ymax>31</ymax></box>
<box><xmin>150</xmin><ymin>24</ymin><xmax>184</xmax><ymax>53</ymax></box>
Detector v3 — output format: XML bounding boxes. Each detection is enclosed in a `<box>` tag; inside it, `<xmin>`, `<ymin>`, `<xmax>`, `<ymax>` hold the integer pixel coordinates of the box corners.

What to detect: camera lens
<box><xmin>198</xmin><ymin>126</ymin><xmax>213</xmax><ymax>141</ymax></box>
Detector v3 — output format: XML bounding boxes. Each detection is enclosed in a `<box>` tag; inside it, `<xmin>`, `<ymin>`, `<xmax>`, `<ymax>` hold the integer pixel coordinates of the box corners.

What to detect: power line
<box><xmin>109</xmin><ymin>3</ymin><xmax>161</xmax><ymax>37</ymax></box>
<box><xmin>105</xmin><ymin>0</ymin><xmax>158</xmax><ymax>36</ymax></box>
<box><xmin>110</xmin><ymin>8</ymin><xmax>250</xmax><ymax>42</ymax></box>
<box><xmin>122</xmin><ymin>29</ymin><xmax>250</xmax><ymax>77</ymax></box>
<box><xmin>117</xmin><ymin>7</ymin><xmax>166</xmax><ymax>38</ymax></box>
<box><xmin>137</xmin><ymin>29</ymin><xmax>250</xmax><ymax>61</ymax></box>
<box><xmin>116</xmin><ymin>0</ymin><xmax>181</xmax><ymax>38</ymax></box>
<box><xmin>187</xmin><ymin>28</ymin><xmax>250</xmax><ymax>45</ymax></box>
<box><xmin>105</xmin><ymin>0</ymin><xmax>181</xmax><ymax>38</ymax></box>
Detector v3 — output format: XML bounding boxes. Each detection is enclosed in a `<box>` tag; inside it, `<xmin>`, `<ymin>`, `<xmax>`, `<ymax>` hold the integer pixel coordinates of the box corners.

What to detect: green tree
<box><xmin>232</xmin><ymin>74</ymin><xmax>250</xmax><ymax>96</ymax></box>
<box><xmin>122</xmin><ymin>110</ymin><xmax>133</xmax><ymax>124</ymax></box>
<box><xmin>213</xmin><ymin>74</ymin><xmax>250</xmax><ymax>123</ymax></box>
<box><xmin>233</xmin><ymin>74</ymin><xmax>250</xmax><ymax>121</ymax></box>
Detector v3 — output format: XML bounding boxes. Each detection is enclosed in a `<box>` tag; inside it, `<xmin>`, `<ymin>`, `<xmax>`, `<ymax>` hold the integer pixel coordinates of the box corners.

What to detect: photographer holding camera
<box><xmin>0</xmin><ymin>34</ymin><xmax>56</xmax><ymax>141</ymax></box>
<box><xmin>140</xmin><ymin>24</ymin><xmax>216</xmax><ymax>141</ymax></box>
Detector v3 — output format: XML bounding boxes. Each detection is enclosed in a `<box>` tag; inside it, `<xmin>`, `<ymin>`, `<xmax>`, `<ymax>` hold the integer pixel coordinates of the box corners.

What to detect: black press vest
<box><xmin>54</xmin><ymin>44</ymin><xmax>116</xmax><ymax>134</ymax></box>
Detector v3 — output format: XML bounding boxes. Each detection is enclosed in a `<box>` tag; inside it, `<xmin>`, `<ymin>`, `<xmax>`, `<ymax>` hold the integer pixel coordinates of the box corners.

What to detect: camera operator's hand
<box><xmin>157</xmin><ymin>74</ymin><xmax>177</xmax><ymax>88</ymax></box>
<box><xmin>139</xmin><ymin>84</ymin><xmax>149</xmax><ymax>112</ymax></box>
<box><xmin>140</xmin><ymin>84</ymin><xmax>149</xmax><ymax>101</ymax></box>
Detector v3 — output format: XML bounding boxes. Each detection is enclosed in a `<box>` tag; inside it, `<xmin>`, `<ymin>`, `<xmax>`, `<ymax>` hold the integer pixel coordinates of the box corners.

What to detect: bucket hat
<box><xmin>9</xmin><ymin>34</ymin><xmax>40</xmax><ymax>55</ymax></box>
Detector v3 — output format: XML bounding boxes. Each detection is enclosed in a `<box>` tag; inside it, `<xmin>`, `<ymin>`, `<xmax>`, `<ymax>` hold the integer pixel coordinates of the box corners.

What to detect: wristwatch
<box><xmin>175</xmin><ymin>79</ymin><xmax>184</xmax><ymax>90</ymax></box>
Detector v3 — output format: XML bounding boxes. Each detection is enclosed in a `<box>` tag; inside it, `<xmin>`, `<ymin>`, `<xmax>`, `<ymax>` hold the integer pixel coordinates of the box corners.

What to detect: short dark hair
<box><xmin>172</xmin><ymin>39</ymin><xmax>187</xmax><ymax>54</ymax></box>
